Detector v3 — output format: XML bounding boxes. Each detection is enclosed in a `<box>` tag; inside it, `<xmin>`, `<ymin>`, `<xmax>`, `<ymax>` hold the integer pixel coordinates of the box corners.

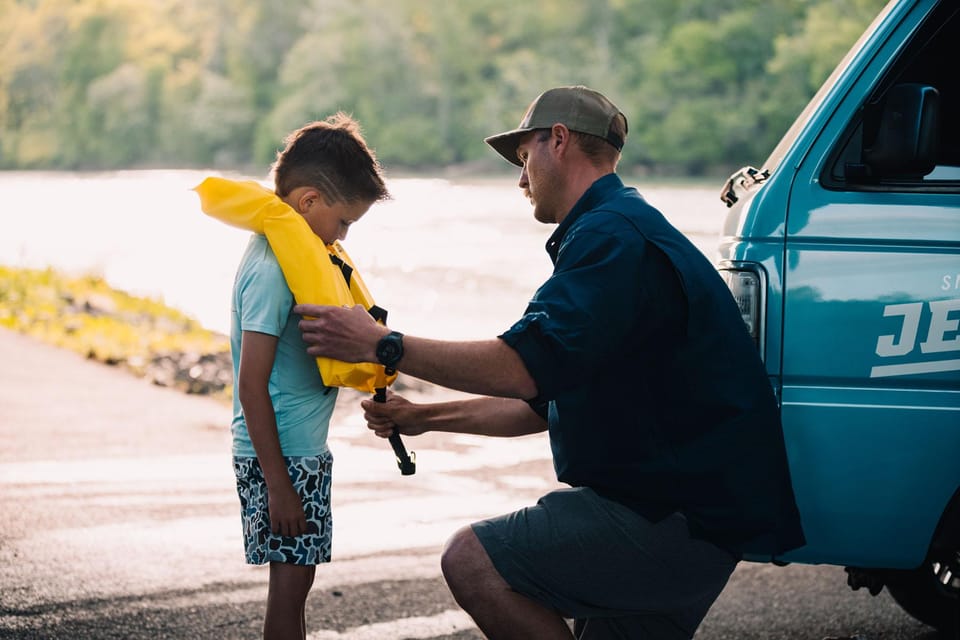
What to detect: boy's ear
<box><xmin>296</xmin><ymin>188</ymin><xmax>323</xmax><ymax>213</ymax></box>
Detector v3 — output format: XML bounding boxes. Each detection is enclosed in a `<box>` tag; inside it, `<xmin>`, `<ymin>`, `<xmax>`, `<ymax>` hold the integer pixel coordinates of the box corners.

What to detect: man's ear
<box><xmin>551</xmin><ymin>123</ymin><xmax>571</xmax><ymax>154</ymax></box>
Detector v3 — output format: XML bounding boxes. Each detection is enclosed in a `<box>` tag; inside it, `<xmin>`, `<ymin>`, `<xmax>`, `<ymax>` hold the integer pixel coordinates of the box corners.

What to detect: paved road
<box><xmin>0</xmin><ymin>329</ymin><xmax>941</xmax><ymax>639</ymax></box>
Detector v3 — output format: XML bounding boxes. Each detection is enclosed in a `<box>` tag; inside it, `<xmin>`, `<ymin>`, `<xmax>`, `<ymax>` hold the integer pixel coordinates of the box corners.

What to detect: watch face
<box><xmin>379</xmin><ymin>341</ymin><xmax>401</xmax><ymax>360</ymax></box>
<box><xmin>377</xmin><ymin>332</ymin><xmax>403</xmax><ymax>366</ymax></box>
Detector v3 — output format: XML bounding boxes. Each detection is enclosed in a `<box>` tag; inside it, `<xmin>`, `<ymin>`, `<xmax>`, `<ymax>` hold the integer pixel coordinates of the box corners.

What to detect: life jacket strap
<box><xmin>329</xmin><ymin>253</ymin><xmax>389</xmax><ymax>324</ymax></box>
<box><xmin>329</xmin><ymin>253</ymin><xmax>353</xmax><ymax>285</ymax></box>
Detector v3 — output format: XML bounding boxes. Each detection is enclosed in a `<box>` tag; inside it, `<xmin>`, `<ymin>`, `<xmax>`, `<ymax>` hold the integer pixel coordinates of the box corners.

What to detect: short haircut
<box><xmin>572</xmin><ymin>112</ymin><xmax>627</xmax><ymax>167</ymax></box>
<box><xmin>532</xmin><ymin>112</ymin><xmax>626</xmax><ymax>168</ymax></box>
<box><xmin>272</xmin><ymin>112</ymin><xmax>389</xmax><ymax>205</ymax></box>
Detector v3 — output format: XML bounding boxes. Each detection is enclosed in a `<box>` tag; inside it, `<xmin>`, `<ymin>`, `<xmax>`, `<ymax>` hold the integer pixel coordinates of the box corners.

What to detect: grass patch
<box><xmin>0</xmin><ymin>265</ymin><xmax>232</xmax><ymax>398</ymax></box>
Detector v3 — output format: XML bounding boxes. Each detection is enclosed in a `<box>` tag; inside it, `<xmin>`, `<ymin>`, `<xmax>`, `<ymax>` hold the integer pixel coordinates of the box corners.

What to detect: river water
<box><xmin>0</xmin><ymin>170</ymin><xmax>725</xmax><ymax>339</ymax></box>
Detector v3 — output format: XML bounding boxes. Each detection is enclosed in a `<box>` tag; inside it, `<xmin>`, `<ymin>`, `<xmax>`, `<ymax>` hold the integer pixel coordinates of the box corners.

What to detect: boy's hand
<box><xmin>268</xmin><ymin>482</ymin><xmax>307</xmax><ymax>537</ymax></box>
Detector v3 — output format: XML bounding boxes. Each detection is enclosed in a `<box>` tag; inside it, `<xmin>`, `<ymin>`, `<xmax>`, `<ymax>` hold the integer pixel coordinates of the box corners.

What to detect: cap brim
<box><xmin>484</xmin><ymin>128</ymin><xmax>532</xmax><ymax>167</ymax></box>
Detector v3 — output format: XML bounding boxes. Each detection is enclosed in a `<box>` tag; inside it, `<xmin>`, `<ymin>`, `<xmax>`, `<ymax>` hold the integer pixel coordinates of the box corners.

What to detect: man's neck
<box><xmin>554</xmin><ymin>165</ymin><xmax>616</xmax><ymax>226</ymax></box>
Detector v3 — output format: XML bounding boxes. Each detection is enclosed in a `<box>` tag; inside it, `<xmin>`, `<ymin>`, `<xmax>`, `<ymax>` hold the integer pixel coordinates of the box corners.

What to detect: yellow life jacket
<box><xmin>193</xmin><ymin>176</ymin><xmax>397</xmax><ymax>394</ymax></box>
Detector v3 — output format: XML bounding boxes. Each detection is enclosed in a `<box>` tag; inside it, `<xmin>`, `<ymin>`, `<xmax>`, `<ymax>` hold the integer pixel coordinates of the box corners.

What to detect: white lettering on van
<box><xmin>875</xmin><ymin>302</ymin><xmax>922</xmax><ymax>357</ymax></box>
<box><xmin>943</xmin><ymin>274</ymin><xmax>960</xmax><ymax>290</ymax></box>
<box><xmin>920</xmin><ymin>298</ymin><xmax>960</xmax><ymax>353</ymax></box>
<box><xmin>871</xmin><ymin>299</ymin><xmax>960</xmax><ymax>378</ymax></box>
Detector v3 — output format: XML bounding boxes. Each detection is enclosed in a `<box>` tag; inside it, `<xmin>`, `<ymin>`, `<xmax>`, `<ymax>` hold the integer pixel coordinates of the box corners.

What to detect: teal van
<box><xmin>717</xmin><ymin>0</ymin><xmax>959</xmax><ymax>634</ymax></box>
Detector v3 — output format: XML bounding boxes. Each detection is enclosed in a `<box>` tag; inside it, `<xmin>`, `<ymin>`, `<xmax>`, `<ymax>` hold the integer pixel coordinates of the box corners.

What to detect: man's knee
<box><xmin>441</xmin><ymin>525</ymin><xmax>476</xmax><ymax>586</ymax></box>
<box><xmin>441</xmin><ymin>525</ymin><xmax>501</xmax><ymax>601</ymax></box>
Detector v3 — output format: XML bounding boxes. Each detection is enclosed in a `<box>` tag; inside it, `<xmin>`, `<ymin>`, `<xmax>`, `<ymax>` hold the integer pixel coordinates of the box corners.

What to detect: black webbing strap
<box><xmin>327</xmin><ymin>253</ymin><xmax>416</xmax><ymax>474</ymax></box>
<box><xmin>328</xmin><ymin>253</ymin><xmax>388</xmax><ymax>322</ymax></box>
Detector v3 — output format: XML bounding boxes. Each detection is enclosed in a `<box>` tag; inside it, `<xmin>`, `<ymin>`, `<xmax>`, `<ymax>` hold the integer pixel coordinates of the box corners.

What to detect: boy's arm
<box><xmin>237</xmin><ymin>329</ymin><xmax>307</xmax><ymax>538</ymax></box>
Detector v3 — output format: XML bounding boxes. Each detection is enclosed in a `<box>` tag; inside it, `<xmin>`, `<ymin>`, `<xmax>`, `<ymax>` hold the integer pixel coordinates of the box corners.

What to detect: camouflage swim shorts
<box><xmin>233</xmin><ymin>452</ymin><xmax>333</xmax><ymax>566</ymax></box>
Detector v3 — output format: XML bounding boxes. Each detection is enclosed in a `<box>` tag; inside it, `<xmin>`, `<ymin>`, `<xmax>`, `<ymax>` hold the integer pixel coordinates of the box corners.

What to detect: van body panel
<box><xmin>790</xmin><ymin>200</ymin><xmax>960</xmax><ymax>244</ymax></box>
<box><xmin>721</xmin><ymin>180</ymin><xmax>788</xmax><ymax>241</ymax></box>
<box><xmin>778</xmin><ymin>390</ymin><xmax>960</xmax><ymax>566</ymax></box>
<box><xmin>718</xmin><ymin>0</ymin><xmax>960</xmax><ymax>571</ymax></box>
<box><xmin>778</xmin><ymin>196</ymin><xmax>960</xmax><ymax>568</ymax></box>
<box><xmin>775</xmin><ymin>0</ymin><xmax>960</xmax><ymax>567</ymax></box>
<box><xmin>782</xmin><ymin>243</ymin><xmax>960</xmax><ymax>381</ymax></box>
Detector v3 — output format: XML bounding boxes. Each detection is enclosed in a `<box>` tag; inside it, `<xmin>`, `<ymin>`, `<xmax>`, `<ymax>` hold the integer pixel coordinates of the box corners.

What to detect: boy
<box><xmin>230</xmin><ymin>113</ymin><xmax>389</xmax><ymax>639</ymax></box>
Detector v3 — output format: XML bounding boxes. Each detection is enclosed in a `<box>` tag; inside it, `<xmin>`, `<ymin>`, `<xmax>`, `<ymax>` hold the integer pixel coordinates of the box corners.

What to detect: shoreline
<box><xmin>0</xmin><ymin>265</ymin><xmax>234</xmax><ymax>399</ymax></box>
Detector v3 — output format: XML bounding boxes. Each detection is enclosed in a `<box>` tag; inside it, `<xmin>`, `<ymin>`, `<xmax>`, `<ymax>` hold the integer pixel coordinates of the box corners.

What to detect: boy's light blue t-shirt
<box><xmin>230</xmin><ymin>234</ymin><xmax>337</xmax><ymax>458</ymax></box>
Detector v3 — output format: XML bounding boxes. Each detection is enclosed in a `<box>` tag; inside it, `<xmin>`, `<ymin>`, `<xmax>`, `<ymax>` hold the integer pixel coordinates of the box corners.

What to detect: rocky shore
<box><xmin>0</xmin><ymin>265</ymin><xmax>436</xmax><ymax>401</ymax></box>
<box><xmin>0</xmin><ymin>266</ymin><xmax>232</xmax><ymax>398</ymax></box>
<box><xmin>137</xmin><ymin>349</ymin><xmax>234</xmax><ymax>396</ymax></box>
<box><xmin>135</xmin><ymin>347</ymin><xmax>434</xmax><ymax>399</ymax></box>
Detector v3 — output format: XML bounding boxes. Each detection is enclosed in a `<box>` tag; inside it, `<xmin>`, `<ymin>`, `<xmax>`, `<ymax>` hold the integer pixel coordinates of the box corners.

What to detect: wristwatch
<box><xmin>375</xmin><ymin>331</ymin><xmax>405</xmax><ymax>372</ymax></box>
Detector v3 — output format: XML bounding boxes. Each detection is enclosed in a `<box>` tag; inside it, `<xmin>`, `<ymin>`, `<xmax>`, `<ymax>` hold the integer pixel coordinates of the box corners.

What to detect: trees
<box><xmin>0</xmin><ymin>0</ymin><xmax>887</xmax><ymax>174</ymax></box>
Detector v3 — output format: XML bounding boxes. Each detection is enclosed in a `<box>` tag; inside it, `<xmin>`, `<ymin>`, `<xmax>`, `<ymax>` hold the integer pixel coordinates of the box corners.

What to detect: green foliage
<box><xmin>0</xmin><ymin>265</ymin><xmax>230</xmax><ymax>395</ymax></box>
<box><xmin>0</xmin><ymin>0</ymin><xmax>888</xmax><ymax>175</ymax></box>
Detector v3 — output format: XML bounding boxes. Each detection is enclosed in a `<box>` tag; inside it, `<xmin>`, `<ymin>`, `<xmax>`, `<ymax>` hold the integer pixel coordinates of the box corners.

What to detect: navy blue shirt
<box><xmin>500</xmin><ymin>174</ymin><xmax>804</xmax><ymax>556</ymax></box>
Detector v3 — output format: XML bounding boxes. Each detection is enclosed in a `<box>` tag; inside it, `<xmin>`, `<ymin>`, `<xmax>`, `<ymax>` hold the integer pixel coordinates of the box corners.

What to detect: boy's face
<box><xmin>287</xmin><ymin>188</ymin><xmax>372</xmax><ymax>244</ymax></box>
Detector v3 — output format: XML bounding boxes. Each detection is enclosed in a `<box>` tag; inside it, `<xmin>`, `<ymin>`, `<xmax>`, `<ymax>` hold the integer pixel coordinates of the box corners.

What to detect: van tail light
<box><xmin>720</xmin><ymin>268</ymin><xmax>764</xmax><ymax>353</ymax></box>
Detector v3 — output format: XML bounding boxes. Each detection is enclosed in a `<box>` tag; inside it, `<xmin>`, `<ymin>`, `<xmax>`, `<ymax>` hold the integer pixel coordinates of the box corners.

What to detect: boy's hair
<box><xmin>272</xmin><ymin>112</ymin><xmax>389</xmax><ymax>205</ymax></box>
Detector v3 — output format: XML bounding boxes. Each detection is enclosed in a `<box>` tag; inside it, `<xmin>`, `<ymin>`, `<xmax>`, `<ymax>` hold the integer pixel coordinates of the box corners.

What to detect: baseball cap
<box><xmin>484</xmin><ymin>86</ymin><xmax>628</xmax><ymax>166</ymax></box>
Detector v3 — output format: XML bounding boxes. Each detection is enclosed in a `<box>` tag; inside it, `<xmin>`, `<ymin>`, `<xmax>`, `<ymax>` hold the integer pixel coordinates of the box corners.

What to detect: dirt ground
<box><xmin>0</xmin><ymin>329</ymin><xmax>938</xmax><ymax>639</ymax></box>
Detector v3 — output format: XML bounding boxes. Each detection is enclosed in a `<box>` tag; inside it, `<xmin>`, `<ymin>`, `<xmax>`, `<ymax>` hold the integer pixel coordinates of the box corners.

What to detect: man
<box><xmin>295</xmin><ymin>86</ymin><xmax>804</xmax><ymax>639</ymax></box>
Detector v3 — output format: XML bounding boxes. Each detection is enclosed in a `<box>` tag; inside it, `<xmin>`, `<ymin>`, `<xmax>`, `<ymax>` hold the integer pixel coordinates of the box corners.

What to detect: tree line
<box><xmin>0</xmin><ymin>0</ymin><xmax>886</xmax><ymax>176</ymax></box>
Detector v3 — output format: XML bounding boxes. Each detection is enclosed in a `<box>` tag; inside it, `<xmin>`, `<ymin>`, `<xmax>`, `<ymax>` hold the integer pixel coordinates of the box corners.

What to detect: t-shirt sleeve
<box><xmin>499</xmin><ymin>222</ymin><xmax>657</xmax><ymax>400</ymax></box>
<box><xmin>235</xmin><ymin>250</ymin><xmax>293</xmax><ymax>338</ymax></box>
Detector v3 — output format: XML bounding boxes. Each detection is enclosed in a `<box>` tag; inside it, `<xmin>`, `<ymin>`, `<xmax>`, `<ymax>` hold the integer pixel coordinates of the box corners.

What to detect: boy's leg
<box><xmin>234</xmin><ymin>454</ymin><xmax>333</xmax><ymax>640</ymax></box>
<box><xmin>265</xmin><ymin>562</ymin><xmax>316</xmax><ymax>640</ymax></box>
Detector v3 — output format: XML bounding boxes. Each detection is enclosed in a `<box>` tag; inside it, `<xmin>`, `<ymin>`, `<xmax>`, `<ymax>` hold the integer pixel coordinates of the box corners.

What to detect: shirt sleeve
<box><xmin>499</xmin><ymin>220</ymin><xmax>658</xmax><ymax>400</ymax></box>
<box><xmin>235</xmin><ymin>248</ymin><xmax>293</xmax><ymax>338</ymax></box>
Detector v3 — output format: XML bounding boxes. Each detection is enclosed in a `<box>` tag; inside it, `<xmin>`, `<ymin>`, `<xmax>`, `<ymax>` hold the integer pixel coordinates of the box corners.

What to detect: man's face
<box><xmin>516</xmin><ymin>129</ymin><xmax>562</xmax><ymax>225</ymax></box>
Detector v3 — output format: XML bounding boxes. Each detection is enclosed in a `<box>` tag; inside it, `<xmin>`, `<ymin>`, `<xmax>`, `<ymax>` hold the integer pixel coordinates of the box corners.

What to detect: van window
<box><xmin>824</xmin><ymin>2</ymin><xmax>960</xmax><ymax>191</ymax></box>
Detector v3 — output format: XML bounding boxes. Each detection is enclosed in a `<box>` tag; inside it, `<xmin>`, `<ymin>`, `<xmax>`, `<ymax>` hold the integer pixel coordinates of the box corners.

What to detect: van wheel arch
<box><xmin>884</xmin><ymin>488</ymin><xmax>960</xmax><ymax>636</ymax></box>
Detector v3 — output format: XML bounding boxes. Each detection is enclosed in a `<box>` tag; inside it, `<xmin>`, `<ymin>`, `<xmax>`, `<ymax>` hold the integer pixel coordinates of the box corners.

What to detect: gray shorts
<box><xmin>233</xmin><ymin>452</ymin><xmax>333</xmax><ymax>566</ymax></box>
<box><xmin>472</xmin><ymin>487</ymin><xmax>738</xmax><ymax>639</ymax></box>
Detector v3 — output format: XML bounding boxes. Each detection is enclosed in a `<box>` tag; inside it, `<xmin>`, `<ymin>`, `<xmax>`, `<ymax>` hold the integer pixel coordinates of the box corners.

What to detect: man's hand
<box><xmin>361</xmin><ymin>391</ymin><xmax>428</xmax><ymax>439</ymax></box>
<box><xmin>295</xmin><ymin>303</ymin><xmax>387</xmax><ymax>362</ymax></box>
<box><xmin>296</xmin><ymin>305</ymin><xmax>539</xmax><ymax>400</ymax></box>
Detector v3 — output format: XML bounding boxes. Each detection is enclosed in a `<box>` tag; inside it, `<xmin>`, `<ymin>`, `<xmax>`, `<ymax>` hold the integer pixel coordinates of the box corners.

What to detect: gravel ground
<box><xmin>0</xmin><ymin>329</ymin><xmax>943</xmax><ymax>640</ymax></box>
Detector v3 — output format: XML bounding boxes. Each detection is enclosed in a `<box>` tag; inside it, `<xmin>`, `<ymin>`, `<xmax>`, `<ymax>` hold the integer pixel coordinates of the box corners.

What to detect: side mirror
<box><xmin>859</xmin><ymin>83</ymin><xmax>940</xmax><ymax>179</ymax></box>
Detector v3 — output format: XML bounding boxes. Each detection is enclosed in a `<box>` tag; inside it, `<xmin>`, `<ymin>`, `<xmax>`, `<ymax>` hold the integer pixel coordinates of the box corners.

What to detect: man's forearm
<box><xmin>398</xmin><ymin>336</ymin><xmax>538</xmax><ymax>400</ymax></box>
<box><xmin>380</xmin><ymin>395</ymin><xmax>546</xmax><ymax>438</ymax></box>
<box><xmin>295</xmin><ymin>303</ymin><xmax>539</xmax><ymax>400</ymax></box>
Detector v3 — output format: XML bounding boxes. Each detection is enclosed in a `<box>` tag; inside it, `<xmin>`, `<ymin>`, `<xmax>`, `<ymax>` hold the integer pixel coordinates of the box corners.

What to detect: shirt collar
<box><xmin>545</xmin><ymin>173</ymin><xmax>624</xmax><ymax>261</ymax></box>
